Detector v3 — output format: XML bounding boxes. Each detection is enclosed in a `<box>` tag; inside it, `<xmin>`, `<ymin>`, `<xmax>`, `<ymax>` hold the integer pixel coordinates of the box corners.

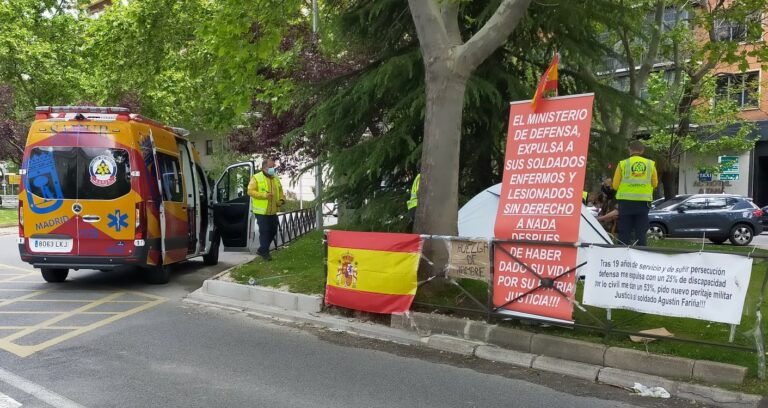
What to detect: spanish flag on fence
<box><xmin>531</xmin><ymin>53</ymin><xmax>559</xmax><ymax>111</ymax></box>
<box><xmin>325</xmin><ymin>230</ymin><xmax>422</xmax><ymax>314</ymax></box>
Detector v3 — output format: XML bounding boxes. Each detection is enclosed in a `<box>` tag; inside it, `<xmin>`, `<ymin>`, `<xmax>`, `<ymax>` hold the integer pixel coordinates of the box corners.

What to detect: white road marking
<box><xmin>0</xmin><ymin>367</ymin><xmax>84</xmax><ymax>408</ymax></box>
<box><xmin>0</xmin><ymin>392</ymin><xmax>21</xmax><ymax>408</ymax></box>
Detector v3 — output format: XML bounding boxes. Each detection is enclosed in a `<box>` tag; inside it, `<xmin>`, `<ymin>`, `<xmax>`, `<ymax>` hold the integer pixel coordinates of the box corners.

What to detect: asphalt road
<box><xmin>0</xmin><ymin>230</ymin><xmax>708</xmax><ymax>408</ymax></box>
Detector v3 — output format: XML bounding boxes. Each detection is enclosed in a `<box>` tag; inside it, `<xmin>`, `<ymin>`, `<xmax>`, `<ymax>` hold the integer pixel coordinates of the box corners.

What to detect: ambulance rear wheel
<box><xmin>41</xmin><ymin>268</ymin><xmax>68</xmax><ymax>283</ymax></box>
<box><xmin>145</xmin><ymin>264</ymin><xmax>170</xmax><ymax>285</ymax></box>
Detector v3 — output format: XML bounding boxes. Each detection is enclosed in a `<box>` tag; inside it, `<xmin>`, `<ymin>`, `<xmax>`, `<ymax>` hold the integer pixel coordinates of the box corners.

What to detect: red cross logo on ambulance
<box><xmin>89</xmin><ymin>154</ymin><xmax>117</xmax><ymax>187</ymax></box>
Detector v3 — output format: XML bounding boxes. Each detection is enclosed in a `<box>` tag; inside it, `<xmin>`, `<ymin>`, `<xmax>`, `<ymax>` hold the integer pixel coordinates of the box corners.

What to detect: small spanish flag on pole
<box><xmin>325</xmin><ymin>230</ymin><xmax>421</xmax><ymax>314</ymax></box>
<box><xmin>531</xmin><ymin>53</ymin><xmax>559</xmax><ymax>111</ymax></box>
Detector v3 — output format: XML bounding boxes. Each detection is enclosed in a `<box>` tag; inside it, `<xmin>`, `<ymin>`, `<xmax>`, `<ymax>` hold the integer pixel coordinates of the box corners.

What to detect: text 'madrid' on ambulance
<box><xmin>18</xmin><ymin>106</ymin><xmax>219</xmax><ymax>284</ymax></box>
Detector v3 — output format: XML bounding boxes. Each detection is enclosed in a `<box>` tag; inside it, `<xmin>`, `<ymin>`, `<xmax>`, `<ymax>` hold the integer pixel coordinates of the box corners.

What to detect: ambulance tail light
<box><xmin>18</xmin><ymin>201</ymin><xmax>23</xmax><ymax>236</ymax></box>
<box><xmin>135</xmin><ymin>202</ymin><xmax>147</xmax><ymax>239</ymax></box>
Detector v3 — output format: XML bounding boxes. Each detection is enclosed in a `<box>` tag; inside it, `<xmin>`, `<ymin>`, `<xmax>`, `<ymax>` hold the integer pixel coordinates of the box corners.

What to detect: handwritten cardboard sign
<box><xmin>447</xmin><ymin>239</ymin><xmax>490</xmax><ymax>281</ymax></box>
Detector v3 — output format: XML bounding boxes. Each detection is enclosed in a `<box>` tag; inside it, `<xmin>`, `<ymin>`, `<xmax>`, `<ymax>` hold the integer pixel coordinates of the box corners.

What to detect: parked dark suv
<box><xmin>647</xmin><ymin>194</ymin><xmax>763</xmax><ymax>246</ymax></box>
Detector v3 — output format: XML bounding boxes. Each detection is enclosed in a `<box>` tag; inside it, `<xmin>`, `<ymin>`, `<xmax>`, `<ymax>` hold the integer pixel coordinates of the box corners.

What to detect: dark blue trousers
<box><xmin>256</xmin><ymin>214</ymin><xmax>279</xmax><ymax>255</ymax></box>
<box><xmin>617</xmin><ymin>200</ymin><xmax>651</xmax><ymax>246</ymax></box>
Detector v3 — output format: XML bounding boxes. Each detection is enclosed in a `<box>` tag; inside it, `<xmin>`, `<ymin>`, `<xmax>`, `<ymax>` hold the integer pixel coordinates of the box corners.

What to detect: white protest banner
<box><xmin>584</xmin><ymin>247</ymin><xmax>752</xmax><ymax>325</ymax></box>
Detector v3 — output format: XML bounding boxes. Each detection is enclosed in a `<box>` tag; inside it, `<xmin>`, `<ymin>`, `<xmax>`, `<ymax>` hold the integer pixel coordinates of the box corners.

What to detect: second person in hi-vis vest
<box><xmin>247</xmin><ymin>158</ymin><xmax>285</xmax><ymax>260</ymax></box>
<box><xmin>612</xmin><ymin>140</ymin><xmax>658</xmax><ymax>246</ymax></box>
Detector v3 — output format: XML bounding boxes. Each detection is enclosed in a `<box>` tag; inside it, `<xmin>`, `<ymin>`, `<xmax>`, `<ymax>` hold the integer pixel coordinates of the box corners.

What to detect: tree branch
<box><xmin>407</xmin><ymin>0</ymin><xmax>449</xmax><ymax>56</ymax></box>
<box><xmin>580</xmin><ymin>66</ymin><xmax>620</xmax><ymax>135</ymax></box>
<box><xmin>7</xmin><ymin>54</ymin><xmax>38</xmax><ymax>108</ymax></box>
<box><xmin>7</xmin><ymin>136</ymin><xmax>23</xmax><ymax>156</ymax></box>
<box><xmin>690</xmin><ymin>54</ymin><xmax>719</xmax><ymax>83</ymax></box>
<box><xmin>619</xmin><ymin>26</ymin><xmax>637</xmax><ymax>95</ymax></box>
<box><xmin>441</xmin><ymin>0</ymin><xmax>461</xmax><ymax>44</ymax></box>
<box><xmin>456</xmin><ymin>0</ymin><xmax>533</xmax><ymax>71</ymax></box>
<box><xmin>637</xmin><ymin>0</ymin><xmax>666</xmax><ymax>86</ymax></box>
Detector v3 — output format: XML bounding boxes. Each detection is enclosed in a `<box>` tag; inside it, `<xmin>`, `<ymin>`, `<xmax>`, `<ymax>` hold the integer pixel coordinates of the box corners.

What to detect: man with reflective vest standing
<box><xmin>407</xmin><ymin>173</ymin><xmax>420</xmax><ymax>230</ymax></box>
<box><xmin>247</xmin><ymin>158</ymin><xmax>285</xmax><ymax>260</ymax></box>
<box><xmin>612</xmin><ymin>140</ymin><xmax>658</xmax><ymax>246</ymax></box>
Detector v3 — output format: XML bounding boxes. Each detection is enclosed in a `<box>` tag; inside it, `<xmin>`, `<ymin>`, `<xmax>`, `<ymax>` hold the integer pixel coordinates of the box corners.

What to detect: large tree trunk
<box><xmin>660</xmin><ymin>168</ymin><xmax>678</xmax><ymax>200</ymax></box>
<box><xmin>414</xmin><ymin>67</ymin><xmax>467</xmax><ymax>236</ymax></box>
<box><xmin>407</xmin><ymin>0</ymin><xmax>531</xmax><ymax>238</ymax></box>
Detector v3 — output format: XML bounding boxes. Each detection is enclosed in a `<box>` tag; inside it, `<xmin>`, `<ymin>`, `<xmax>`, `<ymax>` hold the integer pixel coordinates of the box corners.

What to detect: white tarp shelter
<box><xmin>457</xmin><ymin>184</ymin><xmax>612</xmax><ymax>276</ymax></box>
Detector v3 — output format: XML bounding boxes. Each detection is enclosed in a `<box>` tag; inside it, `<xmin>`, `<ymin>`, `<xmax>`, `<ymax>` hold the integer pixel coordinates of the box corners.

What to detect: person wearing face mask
<box><xmin>247</xmin><ymin>158</ymin><xmax>285</xmax><ymax>260</ymax></box>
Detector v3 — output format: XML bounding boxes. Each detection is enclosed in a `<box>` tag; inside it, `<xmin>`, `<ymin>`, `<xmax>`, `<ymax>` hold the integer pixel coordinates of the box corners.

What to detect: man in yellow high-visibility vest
<box><xmin>247</xmin><ymin>158</ymin><xmax>285</xmax><ymax>260</ymax></box>
<box><xmin>407</xmin><ymin>174</ymin><xmax>420</xmax><ymax>211</ymax></box>
<box><xmin>406</xmin><ymin>173</ymin><xmax>420</xmax><ymax>230</ymax></box>
<box><xmin>612</xmin><ymin>140</ymin><xmax>658</xmax><ymax>246</ymax></box>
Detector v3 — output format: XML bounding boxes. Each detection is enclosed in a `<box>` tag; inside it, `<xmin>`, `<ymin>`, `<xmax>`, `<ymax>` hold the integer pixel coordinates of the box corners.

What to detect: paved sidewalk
<box><xmin>0</xmin><ymin>227</ymin><xmax>16</xmax><ymax>236</ymax></box>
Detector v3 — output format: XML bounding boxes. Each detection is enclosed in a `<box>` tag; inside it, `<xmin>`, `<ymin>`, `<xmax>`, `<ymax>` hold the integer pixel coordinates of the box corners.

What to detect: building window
<box><xmin>715</xmin><ymin>13</ymin><xmax>761</xmax><ymax>42</ymax></box>
<box><xmin>205</xmin><ymin>140</ymin><xmax>213</xmax><ymax>156</ymax></box>
<box><xmin>716</xmin><ymin>72</ymin><xmax>759</xmax><ymax>109</ymax></box>
<box><xmin>661</xmin><ymin>7</ymin><xmax>689</xmax><ymax>31</ymax></box>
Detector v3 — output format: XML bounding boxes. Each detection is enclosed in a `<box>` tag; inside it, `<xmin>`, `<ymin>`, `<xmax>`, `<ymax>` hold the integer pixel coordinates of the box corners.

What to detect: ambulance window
<box><xmin>26</xmin><ymin>147</ymin><xmax>78</xmax><ymax>199</ymax></box>
<box><xmin>230</xmin><ymin>166</ymin><xmax>250</xmax><ymax>199</ymax></box>
<box><xmin>157</xmin><ymin>153</ymin><xmax>184</xmax><ymax>202</ymax></box>
<box><xmin>216</xmin><ymin>164</ymin><xmax>250</xmax><ymax>203</ymax></box>
<box><xmin>79</xmin><ymin>148</ymin><xmax>131</xmax><ymax>200</ymax></box>
<box><xmin>27</xmin><ymin>147</ymin><xmax>131</xmax><ymax>200</ymax></box>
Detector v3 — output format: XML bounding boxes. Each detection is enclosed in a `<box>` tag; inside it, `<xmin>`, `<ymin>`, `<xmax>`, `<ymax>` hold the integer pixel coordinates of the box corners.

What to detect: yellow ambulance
<box><xmin>18</xmin><ymin>106</ymin><xmax>219</xmax><ymax>284</ymax></box>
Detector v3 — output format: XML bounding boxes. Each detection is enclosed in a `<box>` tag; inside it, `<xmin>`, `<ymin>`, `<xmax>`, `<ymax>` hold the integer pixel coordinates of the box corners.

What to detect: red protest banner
<box><xmin>494</xmin><ymin>244</ymin><xmax>578</xmax><ymax>321</ymax></box>
<box><xmin>493</xmin><ymin>94</ymin><xmax>594</xmax><ymax>323</ymax></box>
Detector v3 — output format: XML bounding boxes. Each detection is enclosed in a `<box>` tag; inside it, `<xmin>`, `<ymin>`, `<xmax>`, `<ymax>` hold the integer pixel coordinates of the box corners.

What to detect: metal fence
<box><xmin>410</xmin><ymin>236</ymin><xmax>768</xmax><ymax>378</ymax></box>
<box><xmin>273</xmin><ymin>208</ymin><xmax>316</xmax><ymax>249</ymax></box>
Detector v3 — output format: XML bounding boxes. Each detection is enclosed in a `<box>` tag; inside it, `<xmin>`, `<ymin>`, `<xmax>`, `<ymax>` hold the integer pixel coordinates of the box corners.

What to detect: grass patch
<box><xmin>0</xmin><ymin>208</ymin><xmax>17</xmax><ymax>227</ymax></box>
<box><xmin>228</xmin><ymin>230</ymin><xmax>768</xmax><ymax>393</ymax></box>
<box><xmin>413</xmin><ymin>238</ymin><xmax>768</xmax><ymax>393</ymax></box>
<box><xmin>230</xmin><ymin>229</ymin><xmax>326</xmax><ymax>295</ymax></box>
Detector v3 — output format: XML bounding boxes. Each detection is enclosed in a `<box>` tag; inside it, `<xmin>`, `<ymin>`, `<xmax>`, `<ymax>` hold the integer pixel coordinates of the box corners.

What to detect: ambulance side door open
<box><xmin>149</xmin><ymin>134</ymin><xmax>191</xmax><ymax>264</ymax></box>
<box><xmin>213</xmin><ymin>162</ymin><xmax>255</xmax><ymax>252</ymax></box>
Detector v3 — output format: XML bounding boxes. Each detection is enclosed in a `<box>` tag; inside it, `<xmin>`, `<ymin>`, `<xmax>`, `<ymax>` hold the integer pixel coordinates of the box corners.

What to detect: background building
<box><xmin>677</xmin><ymin>8</ymin><xmax>768</xmax><ymax>203</ymax></box>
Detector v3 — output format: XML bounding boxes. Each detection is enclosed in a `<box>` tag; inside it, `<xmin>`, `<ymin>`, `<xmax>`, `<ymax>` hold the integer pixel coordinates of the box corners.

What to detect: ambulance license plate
<box><xmin>29</xmin><ymin>238</ymin><xmax>73</xmax><ymax>253</ymax></box>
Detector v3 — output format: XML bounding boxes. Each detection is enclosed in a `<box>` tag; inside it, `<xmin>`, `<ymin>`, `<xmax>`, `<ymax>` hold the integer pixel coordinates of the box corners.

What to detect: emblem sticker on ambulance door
<box><xmin>89</xmin><ymin>155</ymin><xmax>117</xmax><ymax>187</ymax></box>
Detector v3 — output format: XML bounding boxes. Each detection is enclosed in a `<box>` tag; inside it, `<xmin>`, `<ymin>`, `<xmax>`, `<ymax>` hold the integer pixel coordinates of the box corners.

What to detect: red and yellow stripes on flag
<box><xmin>531</xmin><ymin>53</ymin><xmax>559</xmax><ymax>111</ymax></box>
<box><xmin>325</xmin><ymin>230</ymin><xmax>422</xmax><ymax>314</ymax></box>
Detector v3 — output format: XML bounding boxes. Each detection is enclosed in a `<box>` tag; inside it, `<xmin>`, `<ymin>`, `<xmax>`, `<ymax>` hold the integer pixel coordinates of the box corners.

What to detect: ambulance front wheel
<box><xmin>41</xmin><ymin>268</ymin><xmax>68</xmax><ymax>283</ymax></box>
<box><xmin>145</xmin><ymin>264</ymin><xmax>170</xmax><ymax>285</ymax></box>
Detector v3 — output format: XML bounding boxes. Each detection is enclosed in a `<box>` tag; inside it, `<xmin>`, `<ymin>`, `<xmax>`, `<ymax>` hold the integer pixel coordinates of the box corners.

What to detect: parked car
<box><xmin>647</xmin><ymin>194</ymin><xmax>763</xmax><ymax>246</ymax></box>
<box><xmin>761</xmin><ymin>205</ymin><xmax>768</xmax><ymax>229</ymax></box>
<box><xmin>650</xmin><ymin>197</ymin><xmax>666</xmax><ymax>208</ymax></box>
